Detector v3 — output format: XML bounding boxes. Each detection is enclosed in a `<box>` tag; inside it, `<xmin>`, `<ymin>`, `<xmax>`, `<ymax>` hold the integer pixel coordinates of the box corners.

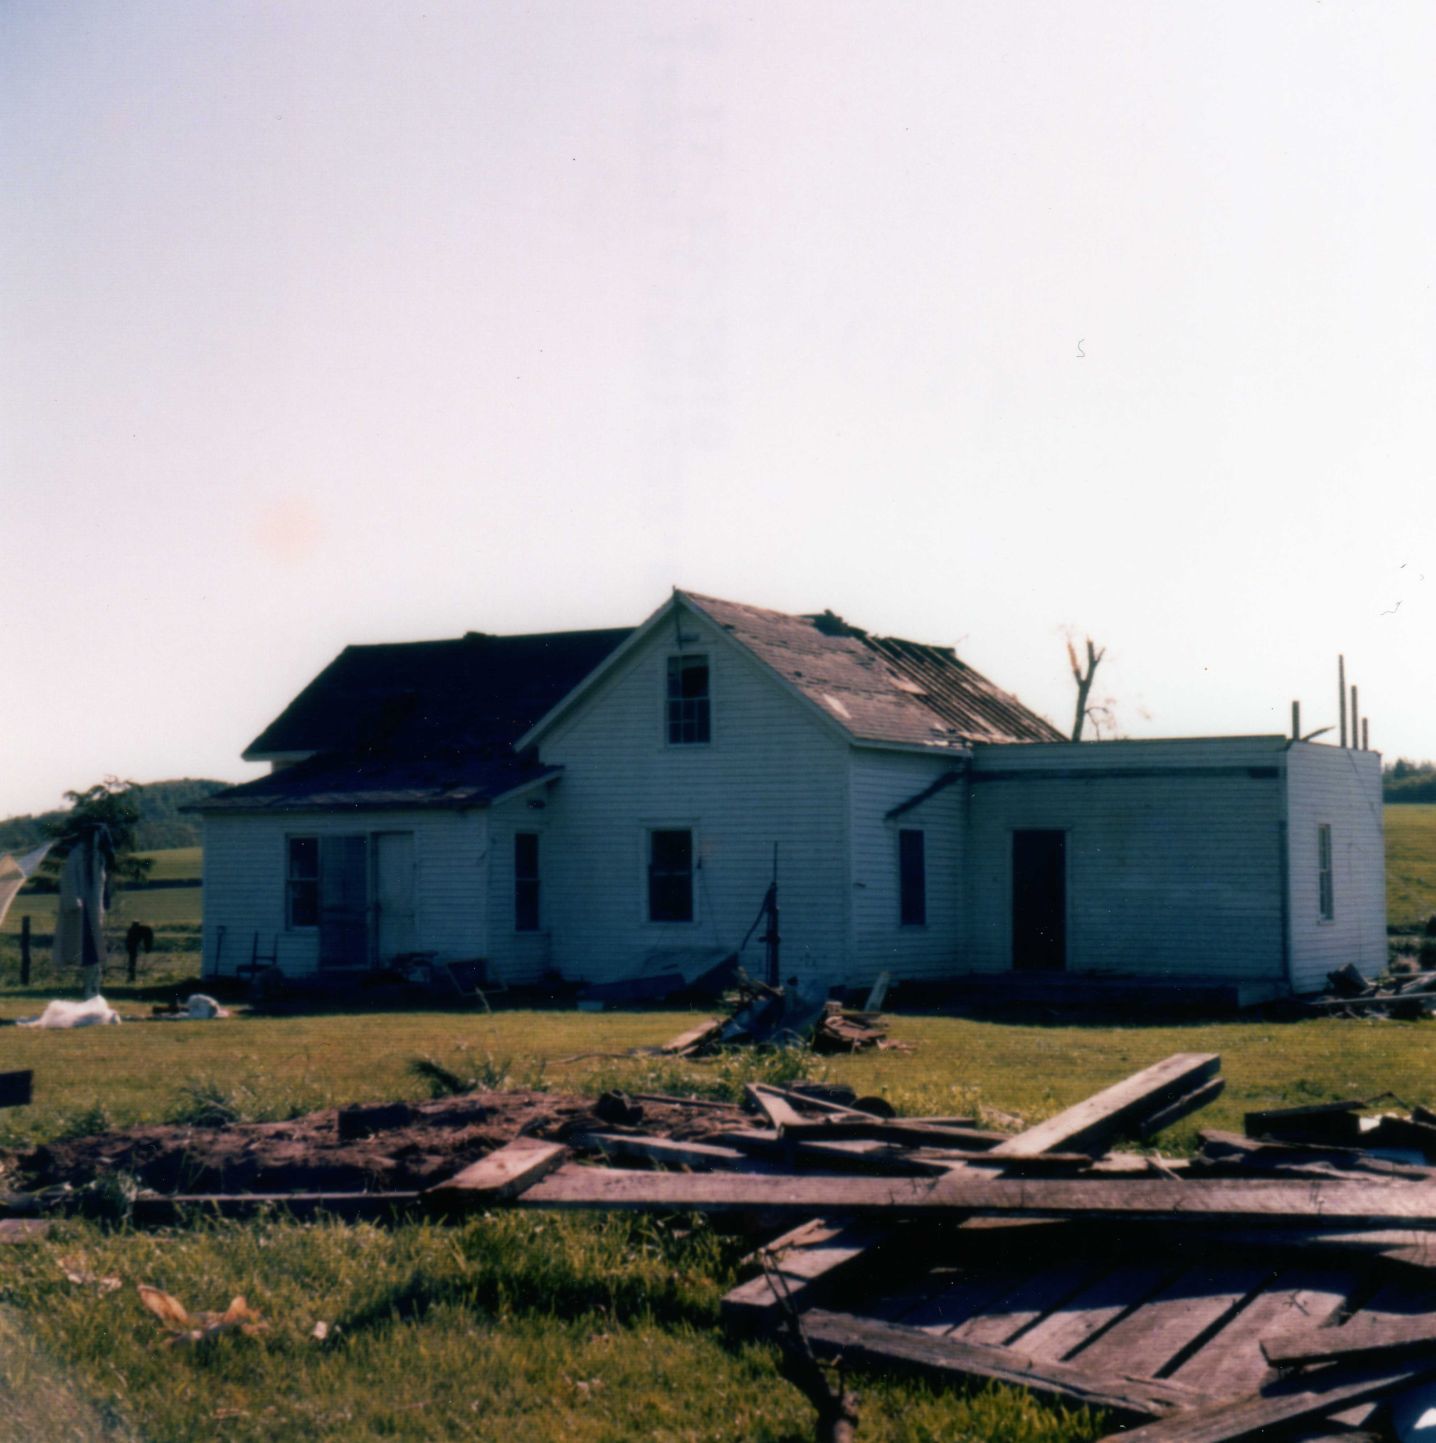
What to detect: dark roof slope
<box><xmin>202</xmin><ymin>627</ymin><xmax>631</xmax><ymax>814</ymax></box>
<box><xmin>244</xmin><ymin>628</ymin><xmax>633</xmax><ymax>759</ymax></box>
<box><xmin>683</xmin><ymin>593</ymin><xmax>1062</xmax><ymax>748</ymax></box>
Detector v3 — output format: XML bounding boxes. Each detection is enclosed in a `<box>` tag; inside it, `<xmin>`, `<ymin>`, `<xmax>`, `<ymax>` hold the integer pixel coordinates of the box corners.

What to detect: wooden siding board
<box><xmin>1285</xmin><ymin>745</ymin><xmax>1386</xmax><ymax>993</ymax></box>
<box><xmin>538</xmin><ymin>610</ymin><xmax>852</xmax><ymax>986</ymax></box>
<box><xmin>965</xmin><ymin>762</ymin><xmax>1286</xmax><ymax>980</ymax></box>
<box><xmin>848</xmin><ymin>751</ymin><xmax>965</xmax><ymax>983</ymax></box>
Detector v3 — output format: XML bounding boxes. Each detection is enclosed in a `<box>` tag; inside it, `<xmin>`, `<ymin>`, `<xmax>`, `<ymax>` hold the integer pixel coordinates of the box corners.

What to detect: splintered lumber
<box><xmin>1264</xmin><ymin>1313</ymin><xmax>1436</xmax><ymax>1368</ymax></box>
<box><xmin>775</xmin><ymin>1118</ymin><xmax>1006</xmax><ymax>1150</ymax></box>
<box><xmin>1135</xmin><ymin>1077</ymin><xmax>1227</xmax><ymax>1140</ymax></box>
<box><xmin>507</xmin><ymin>1168</ymin><xmax>1436</xmax><ymax>1227</ymax></box>
<box><xmin>714</xmin><ymin>1128</ymin><xmax>962</xmax><ymax>1176</ymax></box>
<box><xmin>131</xmin><ymin>1191</ymin><xmax>424</xmax><ymax>1224</ymax></box>
<box><xmin>659</xmin><ymin>1018</ymin><xmax>724</xmax><ymax>1055</ymax></box>
<box><xmin>1096</xmin><ymin>1352</ymin><xmax>1436</xmax><ymax>1443</ymax></box>
<box><xmin>424</xmin><ymin>1138</ymin><xmax>568</xmax><ymax>1211</ymax></box>
<box><xmin>988</xmin><ymin>1053</ymin><xmax>1221</xmax><ymax>1158</ymax></box>
<box><xmin>753</xmin><ymin>1084</ymin><xmax>896</xmax><ymax>1121</ymax></box>
<box><xmin>0</xmin><ymin>1070</ymin><xmax>33</xmax><ymax>1109</ymax></box>
<box><xmin>798</xmin><ymin>1308</ymin><xmax>1212</xmax><ymax>1420</ymax></box>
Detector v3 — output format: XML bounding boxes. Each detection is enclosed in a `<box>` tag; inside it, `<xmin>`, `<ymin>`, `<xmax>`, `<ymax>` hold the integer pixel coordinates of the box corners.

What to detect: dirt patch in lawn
<box><xmin>3</xmin><ymin>1090</ymin><xmax>740</xmax><ymax>1196</ymax></box>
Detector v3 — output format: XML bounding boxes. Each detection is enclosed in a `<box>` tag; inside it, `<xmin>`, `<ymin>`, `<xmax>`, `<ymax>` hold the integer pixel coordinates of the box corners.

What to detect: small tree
<box><xmin>1066</xmin><ymin>637</ymin><xmax>1107</xmax><ymax>742</ymax></box>
<box><xmin>44</xmin><ymin>778</ymin><xmax>154</xmax><ymax>888</ymax></box>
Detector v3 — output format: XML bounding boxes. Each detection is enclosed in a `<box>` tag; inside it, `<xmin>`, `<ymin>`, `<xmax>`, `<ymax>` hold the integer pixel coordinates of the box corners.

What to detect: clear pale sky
<box><xmin>2</xmin><ymin>2</ymin><xmax>1432</xmax><ymax>818</ymax></box>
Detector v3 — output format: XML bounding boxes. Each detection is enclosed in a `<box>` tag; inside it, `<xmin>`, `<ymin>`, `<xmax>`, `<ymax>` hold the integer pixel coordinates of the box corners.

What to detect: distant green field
<box><xmin>135</xmin><ymin>845</ymin><xmax>201</xmax><ymax>883</ymax></box>
<box><xmin>1386</xmin><ymin>803</ymin><xmax>1436</xmax><ymax>929</ymax></box>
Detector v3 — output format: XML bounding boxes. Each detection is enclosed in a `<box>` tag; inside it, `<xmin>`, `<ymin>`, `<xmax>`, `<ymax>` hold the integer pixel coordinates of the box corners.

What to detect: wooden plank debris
<box><xmin>568</xmin><ymin>1132</ymin><xmax>755</xmax><ymax>1171</ymax></box>
<box><xmin>658</xmin><ymin>1018</ymin><xmax>724</xmax><ymax>1055</ymax></box>
<box><xmin>508</xmin><ymin>1167</ymin><xmax>1436</xmax><ymax>1228</ymax></box>
<box><xmin>1096</xmin><ymin>1352</ymin><xmax>1436</xmax><ymax>1443</ymax></box>
<box><xmin>424</xmin><ymin>1138</ymin><xmax>569</xmax><ymax>1212</ymax></box>
<box><xmin>798</xmin><ymin>1308</ymin><xmax>1214</xmax><ymax>1420</ymax></box>
<box><xmin>988</xmin><ymin>1053</ymin><xmax>1221</xmax><ymax>1158</ymax></box>
<box><xmin>1264</xmin><ymin>1310</ymin><xmax>1436</xmax><ymax>1368</ymax></box>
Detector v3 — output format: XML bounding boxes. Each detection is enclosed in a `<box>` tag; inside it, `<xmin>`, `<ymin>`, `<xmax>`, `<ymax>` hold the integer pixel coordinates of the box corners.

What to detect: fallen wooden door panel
<box><xmin>1170</xmin><ymin>1267</ymin><xmax>1351</xmax><ymax>1397</ymax></box>
<box><xmin>798</xmin><ymin>1308</ymin><xmax>1212</xmax><ymax>1419</ymax></box>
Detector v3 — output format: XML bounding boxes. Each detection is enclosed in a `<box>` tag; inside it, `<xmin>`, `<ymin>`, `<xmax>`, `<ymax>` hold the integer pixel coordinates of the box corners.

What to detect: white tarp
<box><xmin>17</xmin><ymin>995</ymin><xmax>122</xmax><ymax>1029</ymax></box>
<box><xmin>0</xmin><ymin>841</ymin><xmax>54</xmax><ymax>930</ymax></box>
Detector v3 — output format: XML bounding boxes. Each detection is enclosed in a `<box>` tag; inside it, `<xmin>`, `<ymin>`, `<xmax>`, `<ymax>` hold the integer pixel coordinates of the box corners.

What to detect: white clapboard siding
<box><xmin>848</xmin><ymin>751</ymin><xmax>964</xmax><ymax>984</ymax></box>
<box><xmin>201</xmin><ymin>809</ymin><xmax>488</xmax><ymax>978</ymax></box>
<box><xmin>965</xmin><ymin>738</ymin><xmax>1288</xmax><ymax>980</ymax></box>
<box><xmin>537</xmin><ymin>608</ymin><xmax>852</xmax><ymax>987</ymax></box>
<box><xmin>484</xmin><ymin>799</ymin><xmax>554</xmax><ymax>987</ymax></box>
<box><xmin>1286</xmin><ymin>743</ymin><xmax>1386</xmax><ymax>993</ymax></box>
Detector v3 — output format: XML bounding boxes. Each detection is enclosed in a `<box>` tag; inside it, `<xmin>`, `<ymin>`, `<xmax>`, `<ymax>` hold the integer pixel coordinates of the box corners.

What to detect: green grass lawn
<box><xmin>5</xmin><ymin>1000</ymin><xmax>1436</xmax><ymax>1442</ymax></box>
<box><xmin>0</xmin><ymin>822</ymin><xmax>1434</xmax><ymax>1441</ymax></box>
<box><xmin>1387</xmin><ymin>803</ymin><xmax>1436</xmax><ymax>929</ymax></box>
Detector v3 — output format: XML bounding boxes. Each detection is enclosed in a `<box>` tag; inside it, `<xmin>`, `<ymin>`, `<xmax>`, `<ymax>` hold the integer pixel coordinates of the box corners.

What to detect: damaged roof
<box><xmin>681</xmin><ymin>592</ymin><xmax>1062</xmax><ymax>748</ymax></box>
<box><xmin>202</xmin><ymin>627</ymin><xmax>630</xmax><ymax>814</ymax></box>
<box><xmin>243</xmin><ymin>628</ymin><xmax>633</xmax><ymax>760</ymax></box>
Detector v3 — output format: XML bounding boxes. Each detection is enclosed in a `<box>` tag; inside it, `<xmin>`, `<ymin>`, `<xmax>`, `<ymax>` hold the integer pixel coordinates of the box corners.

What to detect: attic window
<box><xmin>666</xmin><ymin>655</ymin><xmax>710</xmax><ymax>745</ymax></box>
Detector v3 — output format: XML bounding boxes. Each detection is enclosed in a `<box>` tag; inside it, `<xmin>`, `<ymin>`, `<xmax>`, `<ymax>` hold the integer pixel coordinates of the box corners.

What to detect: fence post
<box><xmin>19</xmin><ymin>914</ymin><xmax>31</xmax><ymax>986</ymax></box>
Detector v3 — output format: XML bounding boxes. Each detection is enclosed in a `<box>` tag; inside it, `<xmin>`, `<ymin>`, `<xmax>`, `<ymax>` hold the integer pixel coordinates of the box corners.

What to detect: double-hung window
<box><xmin>286</xmin><ymin>837</ymin><xmax>319</xmax><ymax>928</ymax></box>
<box><xmin>648</xmin><ymin>829</ymin><xmax>694</xmax><ymax>922</ymax></box>
<box><xmin>666</xmin><ymin>655</ymin><xmax>711</xmax><ymax>744</ymax></box>
<box><xmin>514</xmin><ymin>833</ymin><xmax>541</xmax><ymax>932</ymax></box>
<box><xmin>899</xmin><ymin>829</ymin><xmax>926</xmax><ymax>927</ymax></box>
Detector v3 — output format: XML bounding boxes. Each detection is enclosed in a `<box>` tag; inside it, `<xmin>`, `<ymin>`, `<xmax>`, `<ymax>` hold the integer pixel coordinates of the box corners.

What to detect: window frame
<box><xmin>647</xmin><ymin>826</ymin><xmax>696</xmax><ymax>923</ymax></box>
<box><xmin>1317</xmin><ymin>822</ymin><xmax>1335</xmax><ymax>922</ymax></box>
<box><xmin>898</xmin><ymin>828</ymin><xmax>927</xmax><ymax>927</ymax></box>
<box><xmin>665</xmin><ymin>653</ymin><xmax>712</xmax><ymax>746</ymax></box>
<box><xmin>285</xmin><ymin>835</ymin><xmax>320</xmax><ymax>930</ymax></box>
<box><xmin>514</xmin><ymin>831</ymin><xmax>541</xmax><ymax>933</ymax></box>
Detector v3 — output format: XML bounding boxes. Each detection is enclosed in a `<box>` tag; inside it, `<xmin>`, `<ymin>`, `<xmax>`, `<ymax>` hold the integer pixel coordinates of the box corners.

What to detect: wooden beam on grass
<box><xmin>988</xmin><ymin>1053</ymin><xmax>1221</xmax><ymax>1158</ymax></box>
<box><xmin>798</xmin><ymin>1308</ymin><xmax>1212</xmax><ymax>1420</ymax></box>
<box><xmin>658</xmin><ymin>1018</ymin><xmax>724</xmax><ymax>1055</ymax></box>
<box><xmin>424</xmin><ymin>1138</ymin><xmax>569</xmax><ymax>1212</ymax></box>
<box><xmin>510</xmin><ymin>1167</ymin><xmax>1436</xmax><ymax>1227</ymax></box>
<box><xmin>569</xmin><ymin>1132</ymin><xmax>755</xmax><ymax>1171</ymax></box>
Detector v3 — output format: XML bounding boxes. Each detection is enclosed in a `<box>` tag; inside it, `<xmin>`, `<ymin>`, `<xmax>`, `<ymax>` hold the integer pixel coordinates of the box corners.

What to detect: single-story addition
<box><xmin>198</xmin><ymin>590</ymin><xmax>1386</xmax><ymax>1001</ymax></box>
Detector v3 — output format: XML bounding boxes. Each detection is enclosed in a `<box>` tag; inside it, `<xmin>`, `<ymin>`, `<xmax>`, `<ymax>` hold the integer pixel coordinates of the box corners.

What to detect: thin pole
<box><xmin>1362</xmin><ymin>717</ymin><xmax>1369</xmax><ymax>751</ymax></box>
<box><xmin>1338</xmin><ymin>655</ymin><xmax>1347</xmax><ymax>747</ymax></box>
<box><xmin>1351</xmin><ymin>685</ymin><xmax>1359</xmax><ymax>749</ymax></box>
<box><xmin>1291</xmin><ymin>701</ymin><xmax>1300</xmax><ymax>741</ymax></box>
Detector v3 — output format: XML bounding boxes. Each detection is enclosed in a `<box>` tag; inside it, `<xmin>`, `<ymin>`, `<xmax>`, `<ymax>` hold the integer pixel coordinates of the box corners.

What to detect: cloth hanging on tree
<box><xmin>53</xmin><ymin>829</ymin><xmax>111</xmax><ymax>989</ymax></box>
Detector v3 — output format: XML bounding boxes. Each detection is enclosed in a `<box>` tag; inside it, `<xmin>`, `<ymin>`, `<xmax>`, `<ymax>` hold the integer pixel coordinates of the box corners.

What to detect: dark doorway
<box><xmin>1012</xmin><ymin>829</ymin><xmax>1066</xmax><ymax>972</ymax></box>
<box><xmin>319</xmin><ymin>835</ymin><xmax>369</xmax><ymax>968</ymax></box>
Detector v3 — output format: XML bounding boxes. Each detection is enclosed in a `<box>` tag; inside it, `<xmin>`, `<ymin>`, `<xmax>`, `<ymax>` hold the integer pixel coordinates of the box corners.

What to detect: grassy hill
<box><xmin>0</xmin><ymin>779</ymin><xmax>232</xmax><ymax>854</ymax></box>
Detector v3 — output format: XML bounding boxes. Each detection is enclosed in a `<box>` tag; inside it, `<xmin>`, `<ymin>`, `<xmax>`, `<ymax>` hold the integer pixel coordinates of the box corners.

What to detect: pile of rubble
<box><xmin>1312</xmin><ymin>960</ymin><xmax>1436</xmax><ymax>1019</ymax></box>
<box><xmin>13</xmin><ymin>1056</ymin><xmax>1436</xmax><ymax>1441</ymax></box>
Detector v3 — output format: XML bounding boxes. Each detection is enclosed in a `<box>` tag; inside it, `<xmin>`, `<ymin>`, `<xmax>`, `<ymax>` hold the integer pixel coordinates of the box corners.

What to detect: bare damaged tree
<box><xmin>1067</xmin><ymin>637</ymin><xmax>1107</xmax><ymax>742</ymax></box>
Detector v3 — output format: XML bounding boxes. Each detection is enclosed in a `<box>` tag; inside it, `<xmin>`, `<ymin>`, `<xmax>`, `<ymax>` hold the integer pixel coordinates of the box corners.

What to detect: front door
<box><xmin>319</xmin><ymin>835</ymin><xmax>369</xmax><ymax>968</ymax></box>
<box><xmin>374</xmin><ymin>831</ymin><xmax>417</xmax><ymax>962</ymax></box>
<box><xmin>1012</xmin><ymin>829</ymin><xmax>1066</xmax><ymax>972</ymax></box>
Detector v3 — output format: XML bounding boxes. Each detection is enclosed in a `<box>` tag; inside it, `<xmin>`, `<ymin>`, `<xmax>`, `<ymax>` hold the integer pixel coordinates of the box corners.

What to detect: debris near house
<box><xmin>1308</xmin><ymin>962</ymin><xmax>1436</xmax><ymax>1018</ymax></box>
<box><xmin>659</xmin><ymin>971</ymin><xmax>903</xmax><ymax>1058</ymax></box>
<box><xmin>15</xmin><ymin>1059</ymin><xmax>1436</xmax><ymax>1440</ymax></box>
<box><xmin>16</xmin><ymin>995</ymin><xmax>122</xmax><ymax>1029</ymax></box>
<box><xmin>361</xmin><ymin>1055</ymin><xmax>1436</xmax><ymax>1443</ymax></box>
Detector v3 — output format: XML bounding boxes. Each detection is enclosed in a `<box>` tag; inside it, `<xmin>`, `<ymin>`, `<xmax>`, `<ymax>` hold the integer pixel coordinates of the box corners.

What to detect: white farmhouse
<box><xmin>199</xmin><ymin>590</ymin><xmax>1385</xmax><ymax>1002</ymax></box>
